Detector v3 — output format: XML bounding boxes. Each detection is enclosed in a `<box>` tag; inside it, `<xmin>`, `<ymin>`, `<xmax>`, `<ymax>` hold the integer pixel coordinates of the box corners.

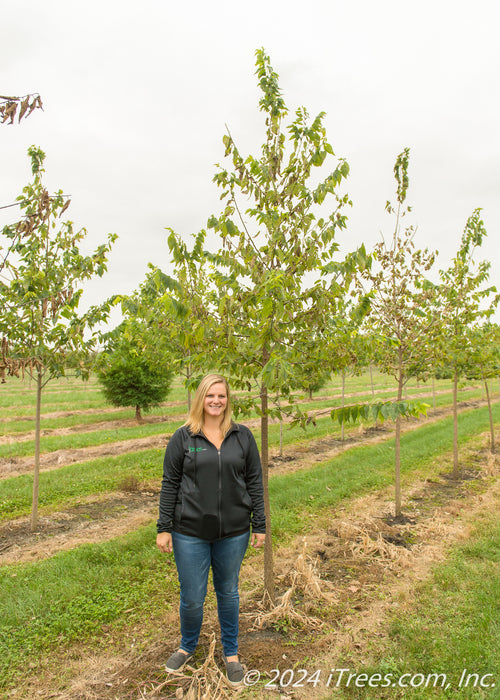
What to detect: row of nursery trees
<box><xmin>1</xmin><ymin>54</ymin><xmax>499</xmax><ymax>602</ymax></box>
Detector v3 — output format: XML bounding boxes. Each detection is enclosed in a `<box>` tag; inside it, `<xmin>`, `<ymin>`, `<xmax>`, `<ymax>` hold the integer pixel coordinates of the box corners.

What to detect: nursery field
<box><xmin>1</xmin><ymin>371</ymin><xmax>499</xmax><ymax>700</ymax></box>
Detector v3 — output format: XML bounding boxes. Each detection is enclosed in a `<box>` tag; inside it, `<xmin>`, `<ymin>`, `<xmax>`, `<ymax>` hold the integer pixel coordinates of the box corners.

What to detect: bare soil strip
<box><xmin>0</xmin><ymin>434</ymin><xmax>171</xmax><ymax>480</ymax></box>
<box><xmin>0</xmin><ymin>491</ymin><xmax>159</xmax><ymax>565</ymax></box>
<box><xmin>0</xmin><ymin>415</ymin><xmax>175</xmax><ymax>446</ymax></box>
<box><xmin>8</xmin><ymin>439</ymin><xmax>498</xmax><ymax>700</ymax></box>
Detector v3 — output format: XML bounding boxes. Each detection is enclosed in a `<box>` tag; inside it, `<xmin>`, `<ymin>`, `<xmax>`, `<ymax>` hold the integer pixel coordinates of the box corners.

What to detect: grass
<box><xmin>0</xmin><ymin>372</ymin><xmax>497</xmax><ymax>687</ymax></box>
<box><xmin>0</xmin><ymin>374</ymin><xmax>189</xmax><ymax>413</ymax></box>
<box><xmin>0</xmin><ymin>383</ymin><xmax>498</xmax><ymax>695</ymax></box>
<box><xmin>0</xmin><ymin>523</ymin><xmax>177</xmax><ymax>689</ymax></box>
<box><xmin>330</xmin><ymin>500</ymin><xmax>500</xmax><ymax>699</ymax></box>
<box><xmin>0</xmin><ymin>404</ymin><xmax>187</xmax><ymax>434</ymax></box>
<box><xmin>268</xmin><ymin>402</ymin><xmax>500</xmax><ymax>539</ymax></box>
<box><xmin>1</xmin><ymin>381</ymin><xmax>477</xmax><ymax>438</ymax></box>
<box><xmin>0</xmin><ymin>417</ymin><xmax>184</xmax><ymax>458</ymax></box>
<box><xmin>0</xmin><ymin>385</ymin><xmax>485</xmax><ymax>463</ymax></box>
<box><xmin>1</xmin><ymin>402</ymin><xmax>498</xmax><ymax>522</ymax></box>
<box><xmin>0</xmin><ymin>447</ymin><xmax>165</xmax><ymax>520</ymax></box>
<box><xmin>0</xmin><ymin>370</ymin><xmax>477</xmax><ymax>418</ymax></box>
<box><xmin>0</xmin><ymin>384</ymin><xmax>107</xmax><ymax>411</ymax></box>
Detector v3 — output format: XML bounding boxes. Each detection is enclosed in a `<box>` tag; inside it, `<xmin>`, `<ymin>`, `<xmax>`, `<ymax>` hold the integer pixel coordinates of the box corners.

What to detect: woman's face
<box><xmin>203</xmin><ymin>382</ymin><xmax>228</xmax><ymax>420</ymax></box>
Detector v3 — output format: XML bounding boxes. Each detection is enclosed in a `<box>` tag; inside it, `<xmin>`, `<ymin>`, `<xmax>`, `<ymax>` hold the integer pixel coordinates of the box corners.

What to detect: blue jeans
<box><xmin>171</xmin><ymin>530</ymin><xmax>250</xmax><ymax>656</ymax></box>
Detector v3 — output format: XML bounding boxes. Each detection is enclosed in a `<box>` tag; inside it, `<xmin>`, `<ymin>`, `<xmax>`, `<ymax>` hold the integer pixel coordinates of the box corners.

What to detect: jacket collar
<box><xmin>188</xmin><ymin>422</ymin><xmax>239</xmax><ymax>438</ymax></box>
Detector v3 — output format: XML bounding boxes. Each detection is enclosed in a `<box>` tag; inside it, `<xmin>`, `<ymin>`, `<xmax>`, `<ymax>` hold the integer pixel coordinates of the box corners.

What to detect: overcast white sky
<box><xmin>1</xmin><ymin>0</ymin><xmax>499</xmax><ymax>324</ymax></box>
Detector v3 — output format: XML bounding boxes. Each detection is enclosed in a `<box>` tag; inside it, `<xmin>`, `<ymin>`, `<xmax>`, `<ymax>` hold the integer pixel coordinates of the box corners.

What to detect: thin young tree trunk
<box><xmin>395</xmin><ymin>415</ymin><xmax>402</xmax><ymax>517</ymax></box>
<box><xmin>260</xmin><ymin>353</ymin><xmax>274</xmax><ymax>603</ymax></box>
<box><xmin>484</xmin><ymin>379</ymin><xmax>495</xmax><ymax>454</ymax></box>
<box><xmin>432</xmin><ymin>376</ymin><xmax>436</xmax><ymax>412</ymax></box>
<box><xmin>135</xmin><ymin>405</ymin><xmax>142</xmax><ymax>422</ymax></box>
<box><xmin>341</xmin><ymin>371</ymin><xmax>346</xmax><ymax>445</ymax></box>
<box><xmin>186</xmin><ymin>364</ymin><xmax>192</xmax><ymax>412</ymax></box>
<box><xmin>371</xmin><ymin>365</ymin><xmax>379</xmax><ymax>429</ymax></box>
<box><xmin>395</xmin><ymin>366</ymin><xmax>404</xmax><ymax>518</ymax></box>
<box><xmin>452</xmin><ymin>370</ymin><xmax>460</xmax><ymax>478</ymax></box>
<box><xmin>30</xmin><ymin>371</ymin><xmax>42</xmax><ymax>532</ymax></box>
<box><xmin>277</xmin><ymin>394</ymin><xmax>283</xmax><ymax>457</ymax></box>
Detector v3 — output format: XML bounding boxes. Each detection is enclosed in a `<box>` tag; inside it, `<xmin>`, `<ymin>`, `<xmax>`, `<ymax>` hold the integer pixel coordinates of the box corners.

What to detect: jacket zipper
<box><xmin>217</xmin><ymin>448</ymin><xmax>222</xmax><ymax>539</ymax></box>
<box><xmin>194</xmin><ymin>430</ymin><xmax>230</xmax><ymax>539</ymax></box>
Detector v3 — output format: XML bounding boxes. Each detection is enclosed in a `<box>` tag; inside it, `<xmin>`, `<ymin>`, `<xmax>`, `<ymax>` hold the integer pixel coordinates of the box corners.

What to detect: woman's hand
<box><xmin>251</xmin><ymin>532</ymin><xmax>266</xmax><ymax>548</ymax></box>
<box><xmin>156</xmin><ymin>532</ymin><xmax>173</xmax><ymax>553</ymax></box>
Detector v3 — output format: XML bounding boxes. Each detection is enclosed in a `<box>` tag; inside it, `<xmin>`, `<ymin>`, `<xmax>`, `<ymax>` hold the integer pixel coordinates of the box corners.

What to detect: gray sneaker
<box><xmin>223</xmin><ymin>655</ymin><xmax>244</xmax><ymax>687</ymax></box>
<box><xmin>165</xmin><ymin>650</ymin><xmax>193</xmax><ymax>672</ymax></box>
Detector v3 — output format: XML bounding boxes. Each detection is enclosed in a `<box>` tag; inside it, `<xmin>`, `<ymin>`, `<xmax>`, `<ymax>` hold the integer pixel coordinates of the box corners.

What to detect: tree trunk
<box><xmin>30</xmin><ymin>371</ymin><xmax>43</xmax><ymax>532</ymax></box>
<box><xmin>341</xmin><ymin>371</ymin><xmax>346</xmax><ymax>445</ymax></box>
<box><xmin>394</xmin><ymin>366</ymin><xmax>404</xmax><ymax>518</ymax></box>
<box><xmin>187</xmin><ymin>363</ymin><xmax>192</xmax><ymax>412</ymax></box>
<box><xmin>432</xmin><ymin>376</ymin><xmax>436</xmax><ymax>412</ymax></box>
<box><xmin>452</xmin><ymin>370</ymin><xmax>460</xmax><ymax>478</ymax></box>
<box><xmin>277</xmin><ymin>394</ymin><xmax>283</xmax><ymax>457</ymax></box>
<box><xmin>485</xmin><ymin>380</ymin><xmax>495</xmax><ymax>454</ymax></box>
<box><xmin>371</xmin><ymin>365</ymin><xmax>378</xmax><ymax>429</ymax></box>
<box><xmin>260</xmin><ymin>379</ymin><xmax>275</xmax><ymax>603</ymax></box>
<box><xmin>395</xmin><ymin>414</ymin><xmax>402</xmax><ymax>517</ymax></box>
<box><xmin>135</xmin><ymin>404</ymin><xmax>142</xmax><ymax>422</ymax></box>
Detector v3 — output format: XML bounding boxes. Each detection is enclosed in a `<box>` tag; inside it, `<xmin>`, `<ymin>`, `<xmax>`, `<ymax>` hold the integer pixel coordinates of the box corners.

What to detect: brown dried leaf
<box><xmin>25</xmin><ymin>95</ymin><xmax>42</xmax><ymax>116</ymax></box>
<box><xmin>41</xmin><ymin>190</ymin><xmax>50</xmax><ymax>208</ymax></box>
<box><xmin>5</xmin><ymin>102</ymin><xmax>17</xmax><ymax>124</ymax></box>
<box><xmin>60</xmin><ymin>198</ymin><xmax>71</xmax><ymax>216</ymax></box>
<box><xmin>26</xmin><ymin>98</ymin><xmax>39</xmax><ymax>119</ymax></box>
<box><xmin>18</xmin><ymin>96</ymin><xmax>30</xmax><ymax>122</ymax></box>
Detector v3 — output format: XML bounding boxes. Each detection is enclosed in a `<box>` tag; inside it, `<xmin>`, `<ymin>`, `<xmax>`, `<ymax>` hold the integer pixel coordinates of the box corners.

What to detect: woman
<box><xmin>156</xmin><ymin>374</ymin><xmax>266</xmax><ymax>686</ymax></box>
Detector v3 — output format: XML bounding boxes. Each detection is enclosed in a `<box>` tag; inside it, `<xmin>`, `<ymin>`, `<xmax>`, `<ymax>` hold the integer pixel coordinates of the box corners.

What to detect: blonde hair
<box><xmin>184</xmin><ymin>374</ymin><xmax>233</xmax><ymax>437</ymax></box>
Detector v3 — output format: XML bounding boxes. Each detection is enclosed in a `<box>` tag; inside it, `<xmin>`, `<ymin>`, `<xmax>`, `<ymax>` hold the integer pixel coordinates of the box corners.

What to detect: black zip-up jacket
<box><xmin>157</xmin><ymin>423</ymin><xmax>266</xmax><ymax>541</ymax></box>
